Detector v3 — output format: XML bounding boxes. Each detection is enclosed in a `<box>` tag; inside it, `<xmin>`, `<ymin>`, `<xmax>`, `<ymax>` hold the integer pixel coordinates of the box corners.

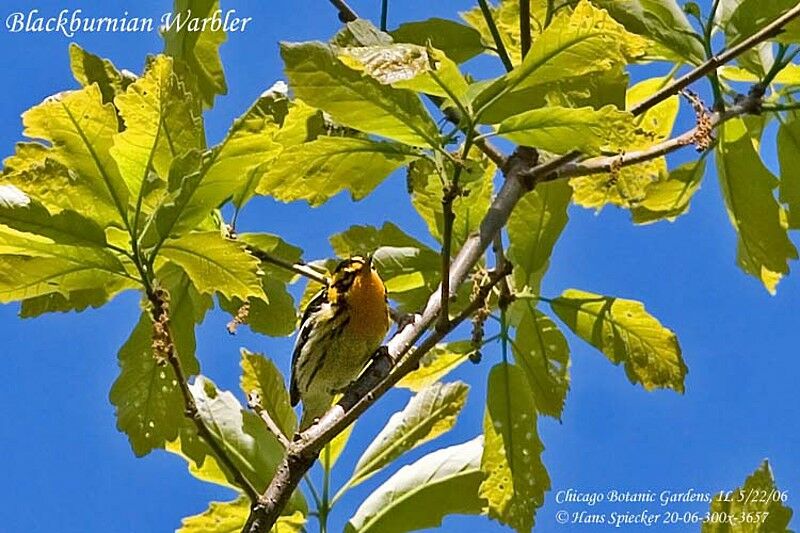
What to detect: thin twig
<box><xmin>630</xmin><ymin>2</ymin><xmax>800</xmax><ymax>116</ymax></box>
<box><xmin>246</xmin><ymin>246</ymin><xmax>328</xmax><ymax>285</ymax></box>
<box><xmin>380</xmin><ymin>0</ymin><xmax>389</xmax><ymax>31</ymax></box>
<box><xmin>520</xmin><ymin>0</ymin><xmax>531</xmax><ymax>58</ymax></box>
<box><xmin>544</xmin><ymin>0</ymin><xmax>555</xmax><ymax>29</ymax></box>
<box><xmin>247</xmin><ymin>391</ymin><xmax>291</xmax><ymax>449</ymax></box>
<box><xmin>149</xmin><ymin>290</ymin><xmax>259</xmax><ymax>502</ymax></box>
<box><xmin>478</xmin><ymin>0</ymin><xmax>514</xmax><ymax>71</ymax></box>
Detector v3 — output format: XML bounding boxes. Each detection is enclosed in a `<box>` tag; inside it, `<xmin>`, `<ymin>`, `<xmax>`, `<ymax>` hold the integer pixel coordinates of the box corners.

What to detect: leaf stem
<box><xmin>380</xmin><ymin>0</ymin><xmax>389</xmax><ymax>31</ymax></box>
<box><xmin>477</xmin><ymin>0</ymin><xmax>514</xmax><ymax>72</ymax></box>
<box><xmin>303</xmin><ymin>475</ymin><xmax>322</xmax><ymax>511</ymax></box>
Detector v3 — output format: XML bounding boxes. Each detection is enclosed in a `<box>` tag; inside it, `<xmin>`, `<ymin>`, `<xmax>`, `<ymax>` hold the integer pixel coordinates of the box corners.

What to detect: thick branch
<box><xmin>630</xmin><ymin>3</ymin><xmax>800</xmax><ymax>116</ymax></box>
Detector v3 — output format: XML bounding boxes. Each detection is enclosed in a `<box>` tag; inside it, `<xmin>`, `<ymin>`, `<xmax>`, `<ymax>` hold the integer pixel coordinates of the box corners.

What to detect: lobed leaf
<box><xmin>69</xmin><ymin>43</ymin><xmax>135</xmax><ymax>104</ymax></box>
<box><xmin>391</xmin><ymin>18</ymin><xmax>484</xmax><ymax>63</ymax></box>
<box><xmin>240</xmin><ymin>349</ymin><xmax>297</xmax><ymax>439</ymax></box>
<box><xmin>397</xmin><ymin>341</ymin><xmax>473</xmax><ymax>392</ymax></box>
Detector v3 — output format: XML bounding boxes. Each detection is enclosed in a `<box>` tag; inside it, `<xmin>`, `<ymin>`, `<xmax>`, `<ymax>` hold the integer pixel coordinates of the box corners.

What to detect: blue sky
<box><xmin>1</xmin><ymin>1</ymin><xmax>798</xmax><ymax>532</ymax></box>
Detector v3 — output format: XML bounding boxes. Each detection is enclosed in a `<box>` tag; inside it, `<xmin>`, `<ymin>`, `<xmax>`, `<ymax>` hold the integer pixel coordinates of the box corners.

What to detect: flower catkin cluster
<box><xmin>150</xmin><ymin>288</ymin><xmax>174</xmax><ymax>366</ymax></box>
<box><xmin>227</xmin><ymin>303</ymin><xmax>251</xmax><ymax>335</ymax></box>
<box><xmin>470</xmin><ymin>268</ymin><xmax>492</xmax><ymax>364</ymax></box>
<box><xmin>682</xmin><ymin>90</ymin><xmax>714</xmax><ymax>151</ymax></box>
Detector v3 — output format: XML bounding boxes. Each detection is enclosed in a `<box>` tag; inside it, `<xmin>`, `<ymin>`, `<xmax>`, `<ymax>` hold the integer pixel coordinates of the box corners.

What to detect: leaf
<box><xmin>397</xmin><ymin>341</ymin><xmax>473</xmax><ymax>392</ymax></box>
<box><xmin>111</xmin><ymin>55</ymin><xmax>202</xmax><ymax>200</ymax></box>
<box><xmin>69</xmin><ymin>43</ymin><xmax>134</xmax><ymax>104</ymax></box>
<box><xmin>322</xmin><ymin>421</ymin><xmax>355</xmax><ymax>473</ymax></box>
<box><xmin>495</xmin><ymin>105</ymin><xmax>636</xmax><ymax>155</ymax></box>
<box><xmin>724</xmin><ymin>0</ymin><xmax>800</xmax><ymax>45</ymax></box>
<box><xmin>508</xmin><ymin>301</ymin><xmax>570</xmax><ymax>420</ymax></box>
<box><xmin>338</xmin><ymin>44</ymin><xmax>470</xmax><ymax>104</ymax></box>
<box><xmin>777</xmin><ymin>115</ymin><xmax>800</xmax><ymax>229</ymax></box>
<box><xmin>240</xmin><ymin>349</ymin><xmax>297</xmax><ymax>439</ymax></box>
<box><xmin>179</xmin><ymin>499</ymin><xmax>305</xmax><ymax>533</ymax></box>
<box><xmin>238</xmin><ymin>232</ymin><xmax>303</xmax><ymax>282</ymax></box>
<box><xmin>187</xmin><ymin>376</ymin><xmax>288</xmax><ymax>494</ymax></box>
<box><xmin>391</xmin><ymin>18</ymin><xmax>484</xmax><ymax>63</ymax></box>
<box><xmin>702</xmin><ymin>460</ymin><xmax>793</xmax><ymax>532</ymax></box>
<box><xmin>0</xmin><ymin>185</ymin><xmax>108</xmax><ymax>246</ymax></box>
<box><xmin>18</xmin><ymin>281</ymin><xmax>135</xmax><ymax>317</ymax></box>
<box><xmin>627</xmin><ymin>76</ymin><xmax>680</xmax><ymax>141</ymax></box>
<box><xmin>163</xmin><ymin>0</ymin><xmax>228</xmax><ymax>107</ymax></box>
<box><xmin>407</xmin><ymin>150</ymin><xmax>495</xmax><ymax>249</ymax></box>
<box><xmin>507</xmin><ymin>180</ymin><xmax>571</xmax><ymax>293</ymax></box>
<box><xmin>280</xmin><ymin>41</ymin><xmax>440</xmax><ymax>147</ymax></box>
<box><xmin>589</xmin><ymin>0</ymin><xmax>705</xmax><ymax>63</ymax></box>
<box><xmin>257</xmin><ymin>137</ymin><xmax>419</xmax><ymax>206</ymax></box>
<box><xmin>349</xmin><ymin>381</ymin><xmax>469</xmax><ymax>489</ymax></box>
<box><xmin>345</xmin><ymin>437</ymin><xmax>486</xmax><ymax>533</ymax></box>
<box><xmin>160</xmin><ymin>231</ymin><xmax>265</xmax><ymax>300</ymax></box>
<box><xmin>471</xmin><ymin>0</ymin><xmax>647</xmax><ymax>123</ymax></box>
<box><xmin>21</xmin><ymin>84</ymin><xmax>129</xmax><ymax>226</ymax></box>
<box><xmin>631</xmin><ymin>157</ymin><xmax>706</xmax><ymax>224</ymax></box>
<box><xmin>480</xmin><ymin>363</ymin><xmax>549</xmax><ymax>532</ymax></box>
<box><xmin>717</xmin><ymin>118</ymin><xmax>797</xmax><ymax>293</ymax></box>
<box><xmin>109</xmin><ymin>264</ymin><xmax>211</xmax><ymax>455</ymax></box>
<box><xmin>330</xmin><ymin>222</ymin><xmax>440</xmax><ymax>311</ymax></box>
<box><xmin>550</xmin><ymin>288</ymin><xmax>687</xmax><ymax>392</ymax></box>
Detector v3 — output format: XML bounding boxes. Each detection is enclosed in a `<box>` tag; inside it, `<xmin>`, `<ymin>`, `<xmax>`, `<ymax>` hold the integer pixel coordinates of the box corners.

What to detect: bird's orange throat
<box><xmin>347</xmin><ymin>269</ymin><xmax>389</xmax><ymax>340</ymax></box>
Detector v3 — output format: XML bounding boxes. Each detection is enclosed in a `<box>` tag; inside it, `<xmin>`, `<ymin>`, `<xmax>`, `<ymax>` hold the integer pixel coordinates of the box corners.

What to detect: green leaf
<box><xmin>471</xmin><ymin>1</ymin><xmax>646</xmax><ymax>123</ymax></box>
<box><xmin>179</xmin><ymin>499</ymin><xmax>305</xmax><ymax>533</ymax></box>
<box><xmin>348</xmin><ymin>381</ymin><xmax>469</xmax><ymax>489</ymax></box>
<box><xmin>18</xmin><ymin>282</ymin><xmax>134</xmax><ymax>317</ymax></box>
<box><xmin>345</xmin><ymin>437</ymin><xmax>486</xmax><ymax>533</ymax></box>
<box><xmin>508</xmin><ymin>301</ymin><xmax>570</xmax><ymax>420</ymax></box>
<box><xmin>550</xmin><ymin>288</ymin><xmax>687</xmax><ymax>392</ymax></box>
<box><xmin>407</xmin><ymin>150</ymin><xmax>495</xmax><ymax>249</ymax></box>
<box><xmin>507</xmin><ymin>180</ymin><xmax>571</xmax><ymax>293</ymax></box>
<box><xmin>481</xmin><ymin>363</ymin><xmax>549</xmax><ymax>532</ymax></box>
<box><xmin>69</xmin><ymin>43</ymin><xmax>134</xmax><ymax>104</ymax></box>
<box><xmin>280</xmin><ymin>41</ymin><xmax>440</xmax><ymax>147</ymax></box>
<box><xmin>257</xmin><ymin>137</ymin><xmax>419</xmax><ymax>206</ymax></box>
<box><xmin>777</xmin><ymin>115</ymin><xmax>800</xmax><ymax>229</ymax></box>
<box><xmin>0</xmin><ymin>185</ymin><xmax>108</xmax><ymax>246</ymax></box>
<box><xmin>631</xmin><ymin>157</ymin><xmax>706</xmax><ymax>224</ymax></box>
<box><xmin>330</xmin><ymin>222</ymin><xmax>440</xmax><ymax>311</ymax></box>
<box><xmin>397</xmin><ymin>341</ymin><xmax>473</xmax><ymax>392</ymax></box>
<box><xmin>163</xmin><ymin>0</ymin><xmax>228</xmax><ymax>107</ymax></box>
<box><xmin>111</xmin><ymin>55</ymin><xmax>202</xmax><ymax>203</ymax></box>
<box><xmin>717</xmin><ymin>118</ymin><xmax>797</xmax><ymax>294</ymax></box>
<box><xmin>238</xmin><ymin>232</ymin><xmax>303</xmax><ymax>282</ymax></box>
<box><xmin>240</xmin><ymin>349</ymin><xmax>297</xmax><ymax>439</ymax></box>
<box><xmin>21</xmin><ymin>84</ymin><xmax>129</xmax><ymax>226</ymax></box>
<box><xmin>724</xmin><ymin>0</ymin><xmax>800</xmax><ymax>45</ymax></box>
<box><xmin>109</xmin><ymin>265</ymin><xmax>211</xmax><ymax>456</ymax></box>
<box><xmin>628</xmin><ymin>76</ymin><xmax>680</xmax><ymax>140</ymax></box>
<box><xmin>589</xmin><ymin>0</ymin><xmax>705</xmax><ymax>63</ymax></box>
<box><xmin>391</xmin><ymin>18</ymin><xmax>484</xmax><ymax>63</ymax></box>
<box><xmin>495</xmin><ymin>105</ymin><xmax>636</xmax><ymax>155</ymax></box>
<box><xmin>186</xmin><ymin>376</ymin><xmax>289</xmax><ymax>494</ymax></box>
<box><xmin>322</xmin><ymin>422</ymin><xmax>355</xmax><ymax>473</ymax></box>
<box><xmin>160</xmin><ymin>231</ymin><xmax>265</xmax><ymax>300</ymax></box>
<box><xmin>702</xmin><ymin>460</ymin><xmax>793</xmax><ymax>532</ymax></box>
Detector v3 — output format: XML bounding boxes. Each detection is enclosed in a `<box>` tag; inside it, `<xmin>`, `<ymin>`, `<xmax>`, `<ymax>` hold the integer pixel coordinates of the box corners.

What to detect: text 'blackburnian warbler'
<box><xmin>290</xmin><ymin>255</ymin><xmax>390</xmax><ymax>429</ymax></box>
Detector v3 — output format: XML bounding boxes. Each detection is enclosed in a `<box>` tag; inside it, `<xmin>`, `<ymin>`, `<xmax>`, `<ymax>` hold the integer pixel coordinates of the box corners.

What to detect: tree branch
<box><xmin>246</xmin><ymin>246</ymin><xmax>328</xmax><ymax>285</ymax></box>
<box><xmin>148</xmin><ymin>289</ymin><xmax>259</xmax><ymax>502</ymax></box>
<box><xmin>478</xmin><ymin>0</ymin><xmax>514</xmax><ymax>71</ymax></box>
<box><xmin>630</xmin><ymin>2</ymin><xmax>800</xmax><ymax>116</ymax></box>
<box><xmin>327</xmin><ymin>0</ymin><xmax>357</xmax><ymax>22</ymax></box>
<box><xmin>520</xmin><ymin>0</ymin><xmax>532</xmax><ymax>58</ymax></box>
<box><xmin>247</xmin><ymin>392</ymin><xmax>291</xmax><ymax>449</ymax></box>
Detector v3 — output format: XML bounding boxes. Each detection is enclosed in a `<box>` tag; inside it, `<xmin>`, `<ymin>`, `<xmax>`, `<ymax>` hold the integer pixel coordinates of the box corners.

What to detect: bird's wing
<box><xmin>290</xmin><ymin>287</ymin><xmax>327</xmax><ymax>406</ymax></box>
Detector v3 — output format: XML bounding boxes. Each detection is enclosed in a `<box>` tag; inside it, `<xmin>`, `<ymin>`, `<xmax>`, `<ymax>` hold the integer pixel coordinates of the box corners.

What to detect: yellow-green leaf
<box><xmin>160</xmin><ymin>231</ymin><xmax>265</xmax><ymax>300</ymax></box>
<box><xmin>280</xmin><ymin>41</ymin><xmax>440</xmax><ymax>148</ymax></box>
<box><xmin>397</xmin><ymin>341</ymin><xmax>473</xmax><ymax>392</ymax></box>
<box><xmin>69</xmin><ymin>43</ymin><xmax>135</xmax><ymax>104</ymax></box>
<box><xmin>508</xmin><ymin>301</ymin><xmax>570</xmax><ymax>420</ymax></box>
<box><xmin>507</xmin><ymin>180</ymin><xmax>571</xmax><ymax>293</ymax></box>
<box><xmin>717</xmin><ymin>118</ymin><xmax>798</xmax><ymax>293</ymax></box>
<box><xmin>632</xmin><ymin>157</ymin><xmax>706</xmax><ymax>224</ymax></box>
<box><xmin>550</xmin><ymin>288</ymin><xmax>687</xmax><ymax>392</ymax></box>
<box><xmin>702</xmin><ymin>461</ymin><xmax>793</xmax><ymax>532</ymax></box>
<box><xmin>257</xmin><ymin>137</ymin><xmax>419</xmax><ymax>206</ymax></box>
<box><xmin>348</xmin><ymin>381</ymin><xmax>469</xmax><ymax>489</ymax></box>
<box><xmin>481</xmin><ymin>363</ymin><xmax>549</xmax><ymax>532</ymax></box>
<box><xmin>391</xmin><ymin>18</ymin><xmax>484</xmax><ymax>64</ymax></box>
<box><xmin>240</xmin><ymin>349</ymin><xmax>297</xmax><ymax>439</ymax></box>
<box><xmin>777</xmin><ymin>115</ymin><xmax>800</xmax><ymax>229</ymax></box>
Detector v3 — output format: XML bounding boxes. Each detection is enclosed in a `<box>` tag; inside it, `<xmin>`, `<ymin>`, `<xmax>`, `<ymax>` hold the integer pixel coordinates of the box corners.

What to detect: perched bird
<box><xmin>290</xmin><ymin>255</ymin><xmax>390</xmax><ymax>430</ymax></box>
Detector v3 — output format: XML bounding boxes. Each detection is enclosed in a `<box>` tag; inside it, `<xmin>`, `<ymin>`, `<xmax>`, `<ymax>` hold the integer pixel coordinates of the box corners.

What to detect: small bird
<box><xmin>290</xmin><ymin>255</ymin><xmax>390</xmax><ymax>430</ymax></box>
